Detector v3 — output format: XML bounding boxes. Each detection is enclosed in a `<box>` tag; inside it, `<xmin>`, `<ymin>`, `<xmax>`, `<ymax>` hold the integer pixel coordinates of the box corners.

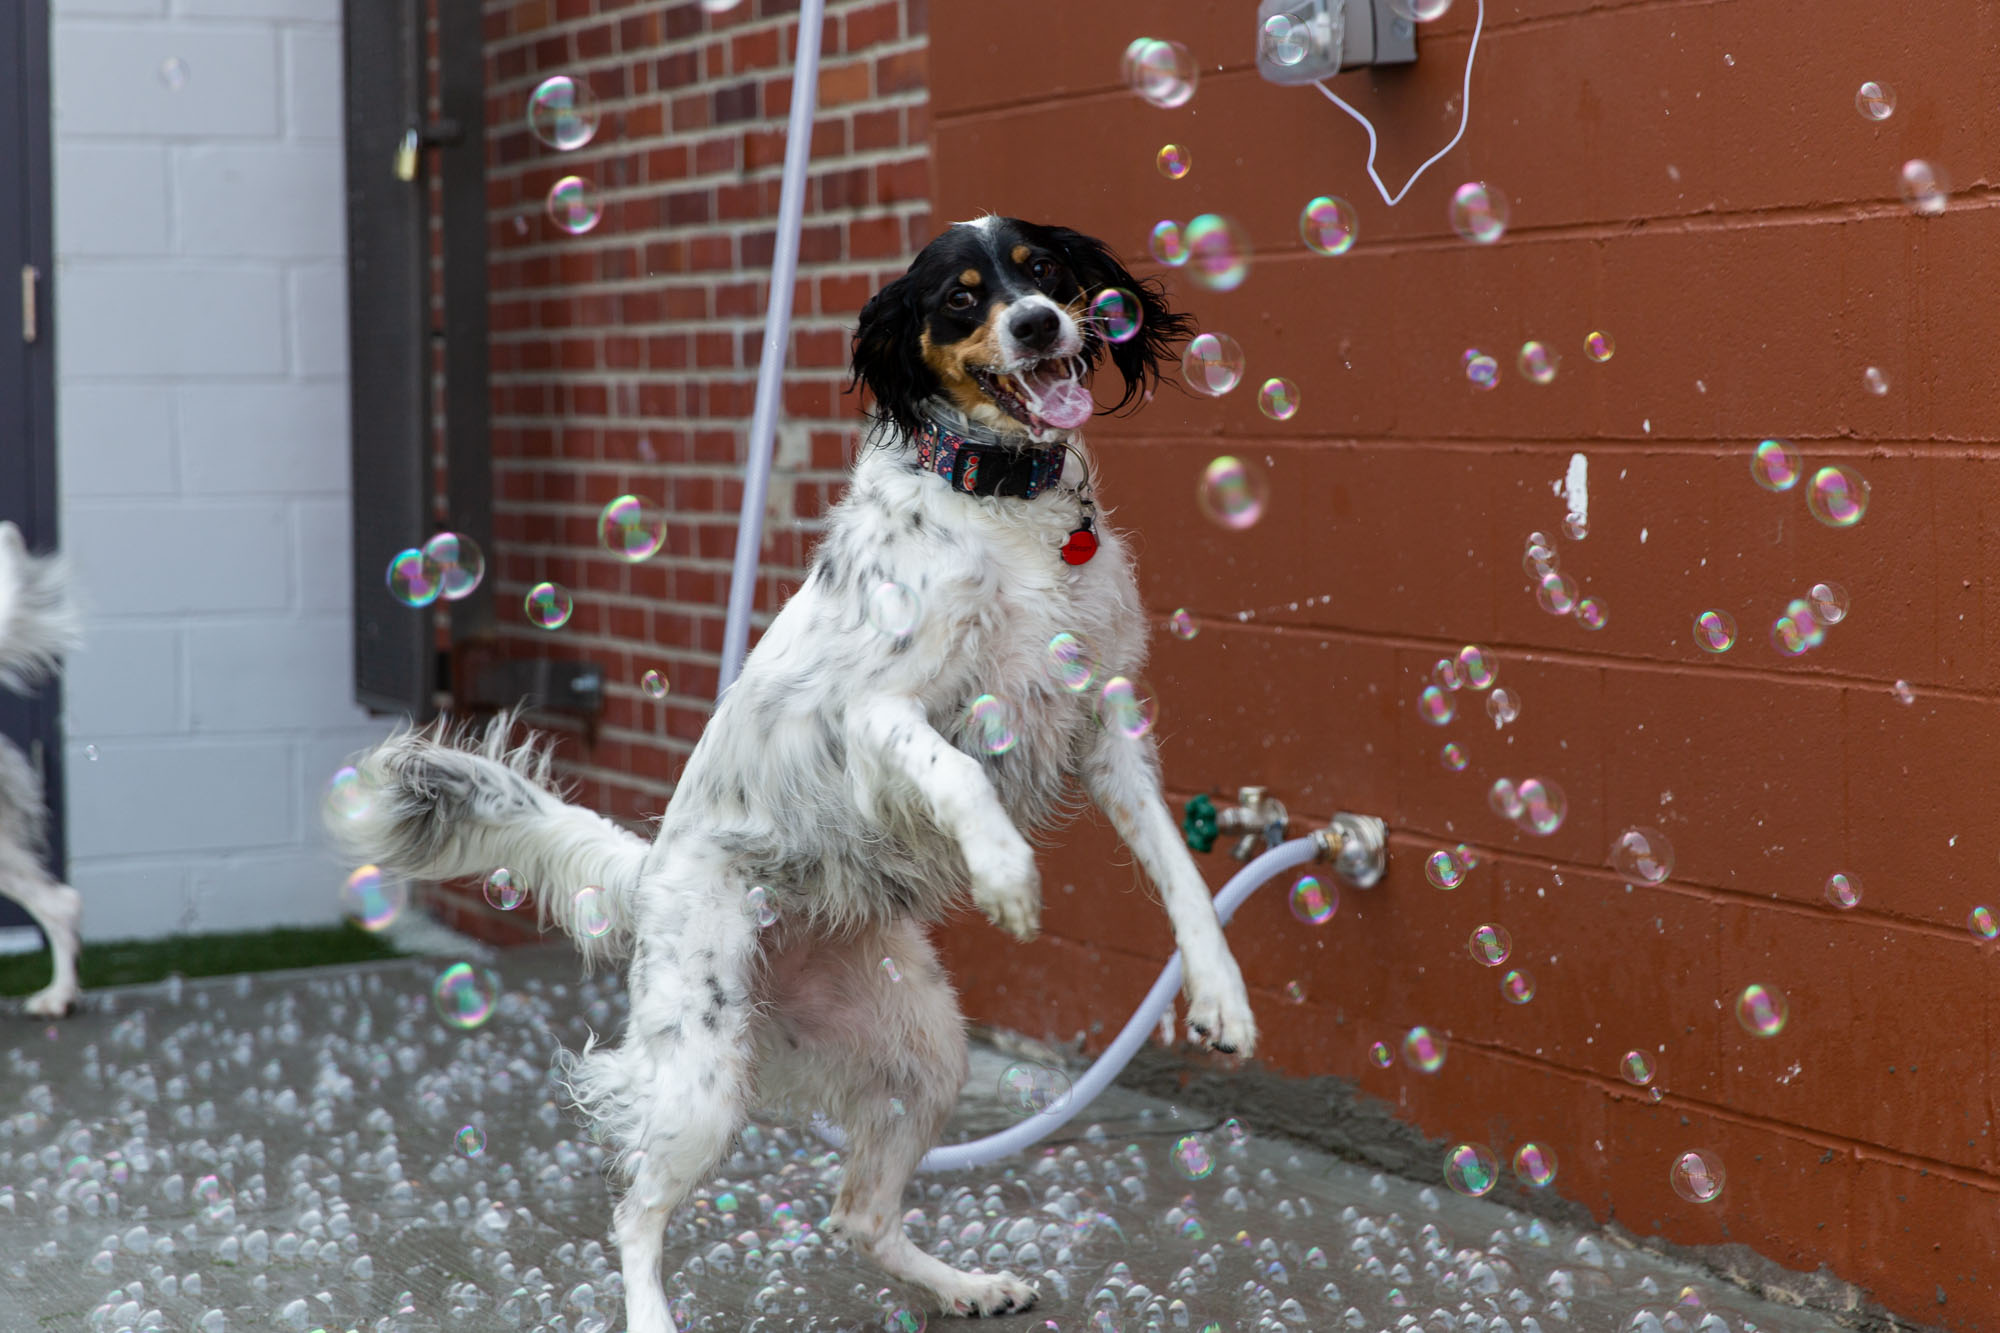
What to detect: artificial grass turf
<box><xmin>0</xmin><ymin>924</ymin><xmax>404</xmax><ymax>997</ymax></box>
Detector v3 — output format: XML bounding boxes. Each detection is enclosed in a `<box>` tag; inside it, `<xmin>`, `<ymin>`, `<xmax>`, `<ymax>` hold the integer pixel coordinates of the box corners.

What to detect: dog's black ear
<box><xmin>848</xmin><ymin>273</ymin><xmax>936</xmax><ymax>437</ymax></box>
<box><xmin>1044</xmin><ymin>226</ymin><xmax>1195</xmax><ymax>416</ymax></box>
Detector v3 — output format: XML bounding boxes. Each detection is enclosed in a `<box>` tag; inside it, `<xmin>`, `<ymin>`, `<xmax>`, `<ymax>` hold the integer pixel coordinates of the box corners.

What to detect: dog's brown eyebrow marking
<box><xmin>960</xmin><ymin>268</ymin><xmax>982</xmax><ymax>286</ymax></box>
<box><xmin>1010</xmin><ymin>244</ymin><xmax>1031</xmax><ymax>264</ymax></box>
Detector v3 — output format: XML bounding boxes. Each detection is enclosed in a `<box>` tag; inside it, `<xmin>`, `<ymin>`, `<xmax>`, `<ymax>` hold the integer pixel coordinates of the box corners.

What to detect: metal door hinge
<box><xmin>20</xmin><ymin>265</ymin><xmax>37</xmax><ymax>343</ymax></box>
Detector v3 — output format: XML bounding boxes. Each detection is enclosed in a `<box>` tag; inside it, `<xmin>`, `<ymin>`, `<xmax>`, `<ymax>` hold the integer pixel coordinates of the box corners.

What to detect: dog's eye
<box><xmin>1029</xmin><ymin>258</ymin><xmax>1062</xmax><ymax>287</ymax></box>
<box><xmin>946</xmin><ymin>289</ymin><xmax>978</xmax><ymax>312</ymax></box>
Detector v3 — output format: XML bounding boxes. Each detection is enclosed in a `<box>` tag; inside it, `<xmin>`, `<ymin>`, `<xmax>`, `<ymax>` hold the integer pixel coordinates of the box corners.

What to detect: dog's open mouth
<box><xmin>970</xmin><ymin>359</ymin><xmax>1095</xmax><ymax>433</ymax></box>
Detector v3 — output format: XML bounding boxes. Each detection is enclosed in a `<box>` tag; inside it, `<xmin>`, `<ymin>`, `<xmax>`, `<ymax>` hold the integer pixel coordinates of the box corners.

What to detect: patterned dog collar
<box><xmin>913</xmin><ymin>419</ymin><xmax>1068</xmax><ymax>500</ymax></box>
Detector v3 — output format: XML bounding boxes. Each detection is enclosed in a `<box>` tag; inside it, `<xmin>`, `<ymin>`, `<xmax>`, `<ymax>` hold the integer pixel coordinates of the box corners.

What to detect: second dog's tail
<box><xmin>325</xmin><ymin>713</ymin><xmax>650</xmax><ymax>966</ymax></box>
<box><xmin>0</xmin><ymin>522</ymin><xmax>81</xmax><ymax>693</ymax></box>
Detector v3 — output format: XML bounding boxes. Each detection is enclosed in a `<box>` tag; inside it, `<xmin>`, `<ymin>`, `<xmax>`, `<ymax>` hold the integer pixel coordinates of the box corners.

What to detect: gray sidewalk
<box><xmin>0</xmin><ymin>947</ymin><xmax>1842</xmax><ymax>1332</ymax></box>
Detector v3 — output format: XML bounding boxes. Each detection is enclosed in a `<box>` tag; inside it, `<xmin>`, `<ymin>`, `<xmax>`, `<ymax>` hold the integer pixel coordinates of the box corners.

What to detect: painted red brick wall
<box><xmin>463</xmin><ymin>0</ymin><xmax>1991</xmax><ymax>1325</ymax></box>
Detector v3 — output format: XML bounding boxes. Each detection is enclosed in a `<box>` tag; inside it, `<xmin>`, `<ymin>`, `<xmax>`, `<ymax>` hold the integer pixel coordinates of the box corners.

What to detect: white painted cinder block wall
<box><xmin>49</xmin><ymin>0</ymin><xmax>390</xmax><ymax>940</ymax></box>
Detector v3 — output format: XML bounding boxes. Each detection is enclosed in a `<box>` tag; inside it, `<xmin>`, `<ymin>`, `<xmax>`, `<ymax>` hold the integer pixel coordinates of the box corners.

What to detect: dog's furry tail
<box><xmin>324</xmin><ymin>712</ymin><xmax>649</xmax><ymax>967</ymax></box>
<box><xmin>0</xmin><ymin>522</ymin><xmax>81</xmax><ymax>694</ymax></box>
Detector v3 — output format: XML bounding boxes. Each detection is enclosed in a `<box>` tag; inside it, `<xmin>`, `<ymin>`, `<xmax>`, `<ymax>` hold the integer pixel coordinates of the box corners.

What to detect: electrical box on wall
<box><xmin>1256</xmin><ymin>0</ymin><xmax>1417</xmax><ymax>84</ymax></box>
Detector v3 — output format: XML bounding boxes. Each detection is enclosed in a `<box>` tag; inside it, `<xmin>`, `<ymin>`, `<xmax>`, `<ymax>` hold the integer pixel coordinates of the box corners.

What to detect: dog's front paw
<box><xmin>970</xmin><ymin>835</ymin><xmax>1041</xmax><ymax>942</ymax></box>
<box><xmin>1184</xmin><ymin>957</ymin><xmax>1257</xmax><ymax>1057</ymax></box>
<box><xmin>23</xmin><ymin>983</ymin><xmax>78</xmax><ymax>1019</ymax></box>
<box><xmin>935</xmin><ymin>1269</ymin><xmax>1037</xmax><ymax>1318</ymax></box>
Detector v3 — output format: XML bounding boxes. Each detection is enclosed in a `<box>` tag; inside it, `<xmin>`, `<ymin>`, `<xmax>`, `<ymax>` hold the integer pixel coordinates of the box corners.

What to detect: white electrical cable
<box><xmin>717</xmin><ymin>0</ymin><xmax>828</xmax><ymax>699</ymax></box>
<box><xmin>809</xmin><ymin>836</ymin><xmax>1325</xmax><ymax>1171</ymax></box>
<box><xmin>1313</xmin><ymin>0</ymin><xmax>1485</xmax><ymax>208</ymax></box>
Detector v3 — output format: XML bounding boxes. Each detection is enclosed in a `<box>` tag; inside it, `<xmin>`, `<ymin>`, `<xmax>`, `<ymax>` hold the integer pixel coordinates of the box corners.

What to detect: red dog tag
<box><xmin>1060</xmin><ymin>528</ymin><xmax>1099</xmax><ymax>565</ymax></box>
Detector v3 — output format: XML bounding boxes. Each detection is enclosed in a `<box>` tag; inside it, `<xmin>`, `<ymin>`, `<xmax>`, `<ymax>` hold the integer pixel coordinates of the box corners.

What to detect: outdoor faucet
<box><xmin>1182</xmin><ymin>786</ymin><xmax>1290</xmax><ymax>861</ymax></box>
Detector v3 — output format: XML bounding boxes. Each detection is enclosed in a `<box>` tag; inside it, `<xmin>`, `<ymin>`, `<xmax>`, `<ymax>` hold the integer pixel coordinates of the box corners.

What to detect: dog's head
<box><xmin>850</xmin><ymin>217</ymin><xmax>1192</xmax><ymax>442</ymax></box>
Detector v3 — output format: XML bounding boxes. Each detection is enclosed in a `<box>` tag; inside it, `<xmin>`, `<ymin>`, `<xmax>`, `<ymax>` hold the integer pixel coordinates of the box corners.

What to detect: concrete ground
<box><xmin>0</xmin><ymin>946</ymin><xmax>1842</xmax><ymax>1332</ymax></box>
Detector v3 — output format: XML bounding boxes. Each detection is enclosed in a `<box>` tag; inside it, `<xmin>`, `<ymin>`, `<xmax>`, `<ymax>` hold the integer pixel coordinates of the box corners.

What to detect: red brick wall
<box><xmin>915</xmin><ymin>2</ymin><xmax>1995</xmax><ymax>1327</ymax></box>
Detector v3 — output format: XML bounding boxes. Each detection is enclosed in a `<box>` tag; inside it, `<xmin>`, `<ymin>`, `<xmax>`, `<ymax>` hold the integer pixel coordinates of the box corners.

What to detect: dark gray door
<box><xmin>0</xmin><ymin>0</ymin><xmax>66</xmax><ymax>892</ymax></box>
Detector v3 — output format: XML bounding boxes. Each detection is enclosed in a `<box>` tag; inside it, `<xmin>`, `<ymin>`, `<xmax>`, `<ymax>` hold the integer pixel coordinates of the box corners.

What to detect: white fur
<box><xmin>328</xmin><ymin>414</ymin><xmax>1257</xmax><ymax>1331</ymax></box>
<box><xmin>0</xmin><ymin>522</ymin><xmax>83</xmax><ymax>1017</ymax></box>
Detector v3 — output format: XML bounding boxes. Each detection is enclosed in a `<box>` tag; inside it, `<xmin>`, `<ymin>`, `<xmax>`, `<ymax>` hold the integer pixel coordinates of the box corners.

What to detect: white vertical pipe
<box><xmin>717</xmin><ymin>0</ymin><xmax>827</xmax><ymax>698</ymax></box>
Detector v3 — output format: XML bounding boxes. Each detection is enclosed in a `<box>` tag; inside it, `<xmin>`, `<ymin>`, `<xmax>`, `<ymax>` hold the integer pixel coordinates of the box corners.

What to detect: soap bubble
<box><xmin>1468</xmin><ymin>923</ymin><xmax>1512</xmax><ymax>967</ymax></box>
<box><xmin>1513</xmin><ymin>1142</ymin><xmax>1558</xmax><ymax>1188</ymax></box>
<box><xmin>1485</xmin><ymin>688</ymin><xmax>1520</xmax><ymax>727</ymax></box>
<box><xmin>1488</xmin><ymin>777</ymin><xmax>1524</xmax><ymax>821</ymax></box>
<box><xmin>324</xmin><ymin>765</ymin><xmax>373</xmax><ymax>821</ymax></box>
<box><xmin>1149</xmin><ymin>220</ymin><xmax>1188</xmax><ymax>267</ymax></box>
<box><xmin>1368</xmin><ymin>1041</ymin><xmax>1394</xmax><ymax>1068</ymax></box>
<box><xmin>1441</xmin><ymin>741</ymin><xmax>1468</xmax><ymax>771</ymax></box>
<box><xmin>524</xmin><ymin>582</ymin><xmax>574</xmax><ymax>629</ymax></box>
<box><xmin>1973</xmin><ymin>906</ymin><xmax>1999</xmax><ymax>940</ymax></box>
<box><xmin>1045</xmin><ymin>632</ymin><xmax>1097</xmax><ymax>692</ymax></box>
<box><xmin>1893</xmin><ymin>679</ymin><xmax>1915</xmax><ymax>704</ymax></box>
<box><xmin>1855</xmin><ymin>80</ymin><xmax>1895</xmax><ymax>121</ymax></box>
<box><xmin>1535</xmin><ymin>570</ymin><xmax>1578</xmax><ymax>616</ymax></box>
<box><xmin>526</xmin><ymin>75</ymin><xmax>599</xmax><ymax>150</ymax></box>
<box><xmin>1669</xmin><ymin>1150</ymin><xmax>1725</xmax><ymax>1203</ymax></box>
<box><xmin>483</xmin><ymin>868</ymin><xmax>527</xmax><ymax>912</ymax></box>
<box><xmin>1425</xmin><ymin>848</ymin><xmax>1465</xmax><ymax>890</ymax></box>
<box><xmin>1515</xmin><ymin>778</ymin><xmax>1567</xmax><ymax>835</ymax></box>
<box><xmin>1258</xmin><ymin>377</ymin><xmax>1301</xmax><ymax>421</ymax></box>
<box><xmin>1500</xmin><ymin>969</ymin><xmax>1537</xmax><ymax>1004</ymax></box>
<box><xmin>456</xmin><ymin>1124</ymin><xmax>486</xmax><ymax>1158</ymax></box>
<box><xmin>1574</xmin><ymin>596</ymin><xmax>1608</xmax><ymax>630</ymax></box>
<box><xmin>1155</xmin><ymin>143</ymin><xmax>1192</xmax><ymax>180</ymax></box>
<box><xmin>1609</xmin><ymin>827</ymin><xmax>1675</xmax><ymax>884</ymax></box>
<box><xmin>1750</xmin><ymin>439</ymin><xmax>1802</xmax><ymax>492</ymax></box>
<box><xmin>881</xmin><ymin>956</ymin><xmax>902</xmax><ymax>982</ymax></box>
<box><xmin>1197</xmin><ymin>454</ymin><xmax>1266</xmax><ymax>527</ymax></box>
<box><xmin>1898</xmin><ymin>159</ymin><xmax>1947</xmax><ymax>215</ymax></box>
<box><xmin>386</xmin><ymin>547</ymin><xmax>444</xmax><ymax>607</ymax></box>
<box><xmin>432</xmin><ymin>962</ymin><xmax>498</xmax><ymax>1030</ymax></box>
<box><xmin>1184</xmin><ymin>214</ymin><xmax>1251</xmax><ymax>292</ymax></box>
<box><xmin>1167</xmin><ymin>609</ymin><xmax>1197</xmax><ymax>640</ymax></box>
<box><xmin>1433</xmin><ymin>656</ymin><xmax>1462</xmax><ymax>690</ymax></box>
<box><xmin>192</xmin><ymin>1172</ymin><xmax>233</xmax><ymax>1223</ymax></box>
<box><xmin>546</xmin><ymin>175</ymin><xmax>603</xmax><ymax>234</ymax></box>
<box><xmin>1443</xmin><ymin>1143</ymin><xmax>1499</xmax><ymax>1197</ymax></box>
<box><xmin>598</xmin><ymin>495</ymin><xmax>666</xmax><ymax>560</ymax></box>
<box><xmin>341</xmin><ymin>866</ymin><xmax>405</xmax><ymax>932</ymax></box>
<box><xmin>1122</xmin><ymin>38</ymin><xmax>1197</xmax><ymax>109</ymax></box>
<box><xmin>965</xmin><ymin>694</ymin><xmax>1018</xmax><ymax>754</ymax></box>
<box><xmin>1419</xmin><ymin>684</ymin><xmax>1455</xmax><ymax>726</ymax></box>
<box><xmin>866</xmin><ymin>580</ymin><xmax>920</xmax><ymax>638</ymax></box>
<box><xmin>1456</xmin><ymin>644</ymin><xmax>1496</xmax><ymax>689</ymax></box>
<box><xmin>1824</xmin><ymin>872</ymin><xmax>1861</xmax><ymax>909</ymax></box>
<box><xmin>1464</xmin><ymin>350</ymin><xmax>1500</xmax><ymax>390</ymax></box>
<box><xmin>1173</xmin><ymin>1133</ymin><xmax>1216</xmax><ymax>1179</ymax></box>
<box><xmin>1299</xmin><ymin>196</ymin><xmax>1358</xmax><ymax>256</ymax></box>
<box><xmin>1523</xmin><ymin>531</ymin><xmax>1559</xmax><ymax>576</ymax></box>
<box><xmin>1734</xmin><ymin>983</ymin><xmax>1788</xmax><ymax>1037</ymax></box>
<box><xmin>1261</xmin><ymin>12</ymin><xmax>1312</xmax><ymax>65</ymax></box>
<box><xmin>1693</xmin><ymin>610</ymin><xmax>1738</xmax><ymax>653</ymax></box>
<box><xmin>1809</xmin><ymin>582</ymin><xmax>1849</xmax><ymax>624</ymax></box>
<box><xmin>574</xmin><ymin>886</ymin><xmax>613</xmax><ymax>938</ymax></box>
<box><xmin>1089</xmin><ymin>288</ymin><xmax>1142</xmax><ymax>343</ymax></box>
<box><xmin>423</xmin><ymin>531</ymin><xmax>486</xmax><ymax>600</ymax></box>
<box><xmin>1585</xmin><ymin>330</ymin><xmax>1615</xmax><ymax>362</ymax></box>
<box><xmin>1517</xmin><ymin>341</ymin><xmax>1559</xmax><ymax>385</ymax></box>
<box><xmin>641</xmin><ymin>668</ymin><xmax>669</xmax><ymax>699</ymax></box>
<box><xmin>1182</xmin><ymin>332</ymin><xmax>1246</xmax><ymax>397</ymax></box>
<box><xmin>1771</xmin><ymin>599</ymin><xmax>1827</xmax><ymax>657</ymax></box>
<box><xmin>1863</xmin><ymin>365</ymin><xmax>1889</xmax><ymax>396</ymax></box>
<box><xmin>744</xmin><ymin>885</ymin><xmax>777</xmax><ymax>928</ymax></box>
<box><xmin>1390</xmin><ymin>0</ymin><xmax>1453</xmax><ymax>19</ymax></box>
<box><xmin>1621</xmin><ymin>1050</ymin><xmax>1657</xmax><ymax>1087</ymax></box>
<box><xmin>1563</xmin><ymin>510</ymin><xmax>1589</xmax><ymax>541</ymax></box>
<box><xmin>160</xmin><ymin>56</ymin><xmax>190</xmax><ymax>90</ymax></box>
<box><xmin>1402</xmin><ymin>1026</ymin><xmax>1446</xmax><ymax>1073</ymax></box>
<box><xmin>1096</xmin><ymin>676</ymin><xmax>1157</xmax><ymax>740</ymax></box>
<box><xmin>1806</xmin><ymin>465</ymin><xmax>1870</xmax><ymax>527</ymax></box>
<box><xmin>1449</xmin><ymin>181</ymin><xmax>1509</xmax><ymax>244</ymax></box>
<box><xmin>1289</xmin><ymin>875</ymin><xmax>1337</xmax><ymax>925</ymax></box>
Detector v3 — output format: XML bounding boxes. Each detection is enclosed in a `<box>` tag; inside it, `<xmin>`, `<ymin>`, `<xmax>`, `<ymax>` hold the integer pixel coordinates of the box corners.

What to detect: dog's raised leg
<box><xmin>569</xmin><ymin>859</ymin><xmax>759</xmax><ymax>1333</ymax></box>
<box><xmin>848</xmin><ymin>696</ymin><xmax>1041</xmax><ymax>940</ymax></box>
<box><xmin>757</xmin><ymin>920</ymin><xmax>1036</xmax><ymax>1318</ymax></box>
<box><xmin>1081</xmin><ymin>729</ymin><xmax>1258</xmax><ymax>1057</ymax></box>
<box><xmin>4</xmin><ymin>868</ymin><xmax>80</xmax><ymax>1018</ymax></box>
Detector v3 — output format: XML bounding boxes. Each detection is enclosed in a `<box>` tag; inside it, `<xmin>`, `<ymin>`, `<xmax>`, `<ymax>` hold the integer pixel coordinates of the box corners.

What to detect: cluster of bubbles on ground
<box><xmin>1</xmin><ymin>958</ymin><xmax>1829</xmax><ymax>1333</ymax></box>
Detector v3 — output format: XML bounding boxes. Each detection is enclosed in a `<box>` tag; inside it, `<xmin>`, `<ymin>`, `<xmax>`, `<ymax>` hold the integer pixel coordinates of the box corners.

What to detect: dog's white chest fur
<box><xmin>660</xmin><ymin>436</ymin><xmax>1146</xmax><ymax>930</ymax></box>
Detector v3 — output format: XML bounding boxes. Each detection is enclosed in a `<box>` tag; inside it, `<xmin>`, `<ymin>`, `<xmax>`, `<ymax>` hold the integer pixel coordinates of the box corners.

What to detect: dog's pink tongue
<box><xmin>1023</xmin><ymin>367</ymin><xmax>1094</xmax><ymax>429</ymax></box>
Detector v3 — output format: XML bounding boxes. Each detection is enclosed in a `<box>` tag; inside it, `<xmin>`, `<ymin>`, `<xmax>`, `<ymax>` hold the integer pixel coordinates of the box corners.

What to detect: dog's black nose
<box><xmin>1007</xmin><ymin>304</ymin><xmax>1061</xmax><ymax>352</ymax></box>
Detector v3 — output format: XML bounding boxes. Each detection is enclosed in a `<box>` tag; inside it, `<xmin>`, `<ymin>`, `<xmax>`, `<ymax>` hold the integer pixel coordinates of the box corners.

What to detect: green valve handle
<box><xmin>1182</xmin><ymin>794</ymin><xmax>1219</xmax><ymax>854</ymax></box>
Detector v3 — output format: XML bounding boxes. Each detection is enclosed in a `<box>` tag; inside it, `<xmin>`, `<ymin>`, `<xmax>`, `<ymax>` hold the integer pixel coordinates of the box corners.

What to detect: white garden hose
<box><xmin>717</xmin><ymin>0</ymin><xmax>827</xmax><ymax>698</ymax></box>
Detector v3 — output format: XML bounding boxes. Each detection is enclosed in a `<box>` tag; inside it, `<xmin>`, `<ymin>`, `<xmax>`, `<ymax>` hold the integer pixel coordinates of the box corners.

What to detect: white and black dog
<box><xmin>328</xmin><ymin>217</ymin><xmax>1258</xmax><ymax>1330</ymax></box>
<box><xmin>0</xmin><ymin>522</ymin><xmax>83</xmax><ymax>1017</ymax></box>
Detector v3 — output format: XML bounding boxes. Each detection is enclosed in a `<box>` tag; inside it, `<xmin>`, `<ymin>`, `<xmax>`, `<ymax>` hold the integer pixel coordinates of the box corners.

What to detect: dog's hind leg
<box><xmin>568</xmin><ymin>855</ymin><xmax>760</xmax><ymax>1333</ymax></box>
<box><xmin>757</xmin><ymin>919</ymin><xmax>1036</xmax><ymax>1318</ymax></box>
<box><xmin>3</xmin><ymin>867</ymin><xmax>80</xmax><ymax>1018</ymax></box>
